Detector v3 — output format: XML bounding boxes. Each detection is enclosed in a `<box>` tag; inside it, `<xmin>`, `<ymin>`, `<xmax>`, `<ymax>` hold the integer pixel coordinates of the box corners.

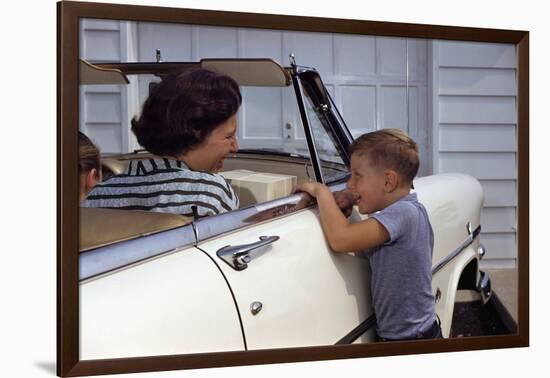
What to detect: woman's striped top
<box><xmin>83</xmin><ymin>157</ymin><xmax>239</xmax><ymax>217</ymax></box>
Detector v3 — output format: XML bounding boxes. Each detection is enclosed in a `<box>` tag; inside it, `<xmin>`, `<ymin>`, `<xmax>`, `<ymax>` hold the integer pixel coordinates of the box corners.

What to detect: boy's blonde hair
<box><xmin>349</xmin><ymin>129</ymin><xmax>419</xmax><ymax>184</ymax></box>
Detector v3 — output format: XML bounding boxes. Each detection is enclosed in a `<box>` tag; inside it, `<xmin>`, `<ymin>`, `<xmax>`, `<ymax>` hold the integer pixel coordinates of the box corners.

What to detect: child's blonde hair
<box><xmin>349</xmin><ymin>129</ymin><xmax>419</xmax><ymax>184</ymax></box>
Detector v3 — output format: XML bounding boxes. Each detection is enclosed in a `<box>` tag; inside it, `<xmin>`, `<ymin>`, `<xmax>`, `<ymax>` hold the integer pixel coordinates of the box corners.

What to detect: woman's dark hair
<box><xmin>131</xmin><ymin>68</ymin><xmax>242</xmax><ymax>156</ymax></box>
<box><xmin>78</xmin><ymin>131</ymin><xmax>100</xmax><ymax>174</ymax></box>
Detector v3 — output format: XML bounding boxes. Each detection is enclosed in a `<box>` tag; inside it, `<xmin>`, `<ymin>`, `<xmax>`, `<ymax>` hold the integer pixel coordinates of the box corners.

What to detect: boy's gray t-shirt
<box><xmin>367</xmin><ymin>192</ymin><xmax>435</xmax><ymax>339</ymax></box>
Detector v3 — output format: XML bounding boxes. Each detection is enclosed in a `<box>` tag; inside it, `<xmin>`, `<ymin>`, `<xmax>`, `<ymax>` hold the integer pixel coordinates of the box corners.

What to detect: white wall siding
<box><xmin>133</xmin><ymin>23</ymin><xmax>430</xmax><ymax>175</ymax></box>
<box><xmin>437</xmin><ymin>41</ymin><xmax>516</xmax><ymax>68</ymax></box>
<box><xmin>334</xmin><ymin>35</ymin><xmax>376</xmax><ymax>76</ymax></box>
<box><xmin>439</xmin><ymin>124</ymin><xmax>516</xmax><ymax>152</ymax></box>
<box><xmin>438</xmin><ymin>152</ymin><xmax>516</xmax><ymax>180</ymax></box>
<box><xmin>82</xmin><ymin>21</ymin><xmax>429</xmax><ymax>170</ymax></box>
<box><xmin>196</xmin><ymin>26</ymin><xmax>239</xmax><ymax>58</ymax></box>
<box><xmin>439</xmin><ymin>96</ymin><xmax>517</xmax><ymax>124</ymax></box>
<box><xmin>80</xmin><ymin>20</ymin><xmax>122</xmax><ymax>62</ymax></box>
<box><xmin>479</xmin><ymin>180</ymin><xmax>517</xmax><ymax>207</ymax></box>
<box><xmin>283</xmin><ymin>31</ymin><xmax>335</xmax><ymax>75</ymax></box>
<box><xmin>481</xmin><ymin>208</ymin><xmax>516</xmax><ymax>233</ymax></box>
<box><xmin>480</xmin><ymin>233</ymin><xmax>517</xmax><ymax>269</ymax></box>
<box><xmin>79</xmin><ymin>20</ymin><xmax>140</xmax><ymax>153</ymax></box>
<box><xmin>341</xmin><ymin>86</ymin><xmax>377</xmax><ymax>133</ymax></box>
<box><xmin>439</xmin><ymin>68</ymin><xmax>517</xmax><ymax>96</ymax></box>
<box><xmin>240</xmin><ymin>29</ymin><xmax>284</xmax><ymax>62</ymax></box>
<box><xmin>240</xmin><ymin>87</ymin><xmax>284</xmax><ymax>140</ymax></box>
<box><xmin>432</xmin><ymin>40</ymin><xmax>518</xmax><ymax>269</ymax></box>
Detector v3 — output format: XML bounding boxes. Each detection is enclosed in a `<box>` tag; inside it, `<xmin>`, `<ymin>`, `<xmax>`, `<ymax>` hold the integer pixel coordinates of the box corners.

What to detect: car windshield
<box><xmin>303</xmin><ymin>95</ymin><xmax>349</xmax><ymax>182</ymax></box>
<box><xmin>298</xmin><ymin>79</ymin><xmax>350</xmax><ymax>184</ymax></box>
<box><xmin>232</xmin><ymin>83</ymin><xmax>348</xmax><ymax>183</ymax></box>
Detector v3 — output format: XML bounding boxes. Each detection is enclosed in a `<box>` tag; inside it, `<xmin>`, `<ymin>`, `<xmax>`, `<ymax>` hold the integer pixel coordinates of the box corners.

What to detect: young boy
<box><xmin>295</xmin><ymin>129</ymin><xmax>441</xmax><ymax>341</ymax></box>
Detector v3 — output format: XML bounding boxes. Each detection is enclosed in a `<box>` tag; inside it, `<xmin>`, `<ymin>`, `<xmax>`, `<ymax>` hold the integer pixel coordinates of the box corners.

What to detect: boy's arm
<box><xmin>295</xmin><ymin>183</ymin><xmax>389</xmax><ymax>253</ymax></box>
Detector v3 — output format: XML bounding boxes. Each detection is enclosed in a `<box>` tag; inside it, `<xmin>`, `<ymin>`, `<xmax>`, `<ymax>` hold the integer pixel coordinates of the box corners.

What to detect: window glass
<box><xmin>300</xmin><ymin>83</ymin><xmax>349</xmax><ymax>184</ymax></box>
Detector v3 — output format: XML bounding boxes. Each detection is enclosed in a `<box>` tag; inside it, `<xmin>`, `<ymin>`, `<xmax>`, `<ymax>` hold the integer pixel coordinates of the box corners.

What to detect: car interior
<box><xmin>79</xmin><ymin>58</ymin><xmax>348</xmax><ymax>252</ymax></box>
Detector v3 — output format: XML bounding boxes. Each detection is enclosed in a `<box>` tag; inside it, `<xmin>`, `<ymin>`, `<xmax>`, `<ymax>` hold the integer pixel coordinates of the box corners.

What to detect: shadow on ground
<box><xmin>34</xmin><ymin>362</ymin><xmax>56</xmax><ymax>375</ymax></box>
<box><xmin>451</xmin><ymin>296</ymin><xmax>515</xmax><ymax>337</ymax></box>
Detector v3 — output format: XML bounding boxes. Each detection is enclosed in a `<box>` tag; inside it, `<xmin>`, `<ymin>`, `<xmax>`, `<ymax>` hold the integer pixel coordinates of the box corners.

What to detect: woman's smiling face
<box><xmin>185</xmin><ymin>114</ymin><xmax>239</xmax><ymax>172</ymax></box>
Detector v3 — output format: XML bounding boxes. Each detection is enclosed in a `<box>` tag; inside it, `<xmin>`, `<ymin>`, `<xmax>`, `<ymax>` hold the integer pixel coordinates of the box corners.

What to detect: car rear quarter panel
<box><xmin>415</xmin><ymin>174</ymin><xmax>483</xmax><ymax>270</ymax></box>
<box><xmin>80</xmin><ymin>246</ymin><xmax>244</xmax><ymax>359</ymax></box>
<box><xmin>415</xmin><ymin>174</ymin><xmax>483</xmax><ymax>337</ymax></box>
<box><xmin>431</xmin><ymin>245</ymin><xmax>478</xmax><ymax>337</ymax></box>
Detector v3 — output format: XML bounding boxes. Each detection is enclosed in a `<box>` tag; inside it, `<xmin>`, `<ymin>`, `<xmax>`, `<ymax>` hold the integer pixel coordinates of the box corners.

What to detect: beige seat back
<box><xmin>80</xmin><ymin>208</ymin><xmax>193</xmax><ymax>252</ymax></box>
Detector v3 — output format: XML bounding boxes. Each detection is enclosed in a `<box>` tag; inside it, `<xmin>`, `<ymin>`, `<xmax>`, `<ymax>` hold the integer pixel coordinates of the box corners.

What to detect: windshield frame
<box><xmin>290</xmin><ymin>66</ymin><xmax>354</xmax><ymax>185</ymax></box>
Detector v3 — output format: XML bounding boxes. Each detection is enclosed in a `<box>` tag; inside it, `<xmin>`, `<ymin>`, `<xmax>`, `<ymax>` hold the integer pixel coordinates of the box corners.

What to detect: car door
<box><xmin>196</xmin><ymin>206</ymin><xmax>375</xmax><ymax>350</ymax></box>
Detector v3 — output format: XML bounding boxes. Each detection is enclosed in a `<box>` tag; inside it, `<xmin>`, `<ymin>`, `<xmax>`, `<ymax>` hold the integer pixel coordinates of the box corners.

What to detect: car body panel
<box><xmin>431</xmin><ymin>245</ymin><xmax>478</xmax><ymax>337</ymax></box>
<box><xmin>80</xmin><ymin>246</ymin><xmax>244</xmax><ymax>359</ymax></box>
<box><xmin>414</xmin><ymin>173</ymin><xmax>483</xmax><ymax>269</ymax></box>
<box><xmin>415</xmin><ymin>173</ymin><xmax>483</xmax><ymax>337</ymax></box>
<box><xmin>78</xmin><ymin>58</ymin><xmax>490</xmax><ymax>357</ymax></box>
<box><xmin>197</xmin><ymin>209</ymin><xmax>375</xmax><ymax>349</ymax></box>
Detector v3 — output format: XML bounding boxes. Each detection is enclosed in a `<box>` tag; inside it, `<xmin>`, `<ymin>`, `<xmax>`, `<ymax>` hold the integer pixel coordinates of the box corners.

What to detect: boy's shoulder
<box><xmin>369</xmin><ymin>193</ymin><xmax>429</xmax><ymax>244</ymax></box>
<box><xmin>380</xmin><ymin>192</ymin><xmax>421</xmax><ymax>218</ymax></box>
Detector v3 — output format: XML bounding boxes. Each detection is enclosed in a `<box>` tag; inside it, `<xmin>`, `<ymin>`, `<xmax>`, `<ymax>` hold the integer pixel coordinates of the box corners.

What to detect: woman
<box><xmin>84</xmin><ymin>68</ymin><xmax>242</xmax><ymax>217</ymax></box>
<box><xmin>78</xmin><ymin>131</ymin><xmax>101</xmax><ymax>203</ymax></box>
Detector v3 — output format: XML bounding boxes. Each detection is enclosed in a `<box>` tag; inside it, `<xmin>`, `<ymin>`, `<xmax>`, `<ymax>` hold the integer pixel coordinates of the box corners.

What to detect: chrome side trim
<box><xmin>194</xmin><ymin>183</ymin><xmax>348</xmax><ymax>243</ymax></box>
<box><xmin>80</xmin><ymin>183</ymin><xmax>347</xmax><ymax>281</ymax></box>
<box><xmin>195</xmin><ymin>193</ymin><xmax>312</xmax><ymax>242</ymax></box>
<box><xmin>432</xmin><ymin>225</ymin><xmax>481</xmax><ymax>275</ymax></box>
<box><xmin>79</xmin><ymin>225</ymin><xmax>196</xmax><ymax>281</ymax></box>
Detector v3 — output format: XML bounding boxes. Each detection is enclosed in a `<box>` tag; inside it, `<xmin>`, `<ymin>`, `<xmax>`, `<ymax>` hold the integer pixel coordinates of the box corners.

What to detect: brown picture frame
<box><xmin>57</xmin><ymin>1</ymin><xmax>529</xmax><ymax>376</ymax></box>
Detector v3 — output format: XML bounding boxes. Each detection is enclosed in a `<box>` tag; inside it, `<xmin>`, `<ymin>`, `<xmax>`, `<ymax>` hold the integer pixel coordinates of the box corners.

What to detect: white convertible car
<box><xmin>79</xmin><ymin>58</ymin><xmax>491</xmax><ymax>360</ymax></box>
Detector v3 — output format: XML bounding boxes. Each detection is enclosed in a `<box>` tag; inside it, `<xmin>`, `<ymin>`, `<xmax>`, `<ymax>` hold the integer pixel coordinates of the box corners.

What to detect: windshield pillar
<box><xmin>290</xmin><ymin>72</ymin><xmax>325</xmax><ymax>184</ymax></box>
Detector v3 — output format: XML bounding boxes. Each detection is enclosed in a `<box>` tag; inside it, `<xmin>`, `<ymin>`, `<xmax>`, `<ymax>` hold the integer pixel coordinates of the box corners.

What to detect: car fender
<box><xmin>416</xmin><ymin>173</ymin><xmax>484</xmax><ymax>337</ymax></box>
<box><xmin>80</xmin><ymin>246</ymin><xmax>245</xmax><ymax>359</ymax></box>
<box><xmin>432</xmin><ymin>246</ymin><xmax>479</xmax><ymax>337</ymax></box>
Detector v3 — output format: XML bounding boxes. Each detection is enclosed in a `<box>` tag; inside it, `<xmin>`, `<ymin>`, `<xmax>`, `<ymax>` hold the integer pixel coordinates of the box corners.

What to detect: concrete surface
<box><xmin>485</xmin><ymin>268</ymin><xmax>518</xmax><ymax>324</ymax></box>
<box><xmin>455</xmin><ymin>268</ymin><xmax>517</xmax><ymax>325</ymax></box>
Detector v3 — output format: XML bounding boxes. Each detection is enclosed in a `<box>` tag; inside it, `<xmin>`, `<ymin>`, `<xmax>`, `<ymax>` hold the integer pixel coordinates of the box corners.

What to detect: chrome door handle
<box><xmin>216</xmin><ymin>235</ymin><xmax>280</xmax><ymax>271</ymax></box>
